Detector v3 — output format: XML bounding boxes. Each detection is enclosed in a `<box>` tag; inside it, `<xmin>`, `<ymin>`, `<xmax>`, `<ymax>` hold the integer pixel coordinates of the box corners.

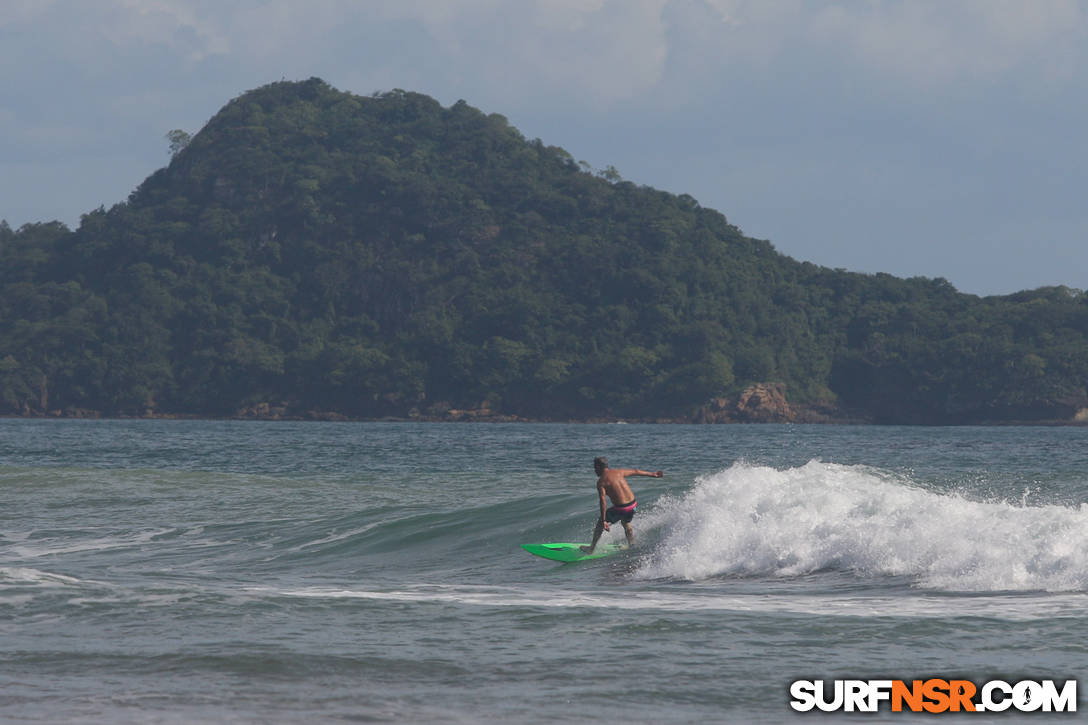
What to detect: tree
<box><xmin>166</xmin><ymin>129</ymin><xmax>191</xmax><ymax>157</ymax></box>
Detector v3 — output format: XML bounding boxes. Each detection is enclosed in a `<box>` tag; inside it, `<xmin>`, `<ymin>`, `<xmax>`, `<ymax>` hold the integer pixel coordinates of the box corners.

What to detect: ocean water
<box><xmin>1</xmin><ymin>419</ymin><xmax>1086</xmax><ymax>723</ymax></box>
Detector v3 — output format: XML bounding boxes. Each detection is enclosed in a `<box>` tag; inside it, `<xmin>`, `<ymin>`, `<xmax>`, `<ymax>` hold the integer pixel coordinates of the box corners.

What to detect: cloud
<box><xmin>100</xmin><ymin>0</ymin><xmax>671</xmax><ymax>110</ymax></box>
<box><xmin>367</xmin><ymin>0</ymin><xmax>672</xmax><ymax>109</ymax></box>
<box><xmin>0</xmin><ymin>0</ymin><xmax>54</xmax><ymax>28</ymax></box>
<box><xmin>23</xmin><ymin>1</ymin><xmax>1083</xmax><ymax>116</ymax></box>
<box><xmin>694</xmin><ymin>0</ymin><xmax>1088</xmax><ymax>90</ymax></box>
<box><xmin>101</xmin><ymin>0</ymin><xmax>230</xmax><ymax>62</ymax></box>
<box><xmin>809</xmin><ymin>0</ymin><xmax>1087</xmax><ymax>87</ymax></box>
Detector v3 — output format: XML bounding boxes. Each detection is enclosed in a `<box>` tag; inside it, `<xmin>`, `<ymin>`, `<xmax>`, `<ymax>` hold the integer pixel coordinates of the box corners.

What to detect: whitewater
<box><xmin>639</xmin><ymin>460</ymin><xmax>1088</xmax><ymax>591</ymax></box>
<box><xmin>1</xmin><ymin>420</ymin><xmax>1086</xmax><ymax>723</ymax></box>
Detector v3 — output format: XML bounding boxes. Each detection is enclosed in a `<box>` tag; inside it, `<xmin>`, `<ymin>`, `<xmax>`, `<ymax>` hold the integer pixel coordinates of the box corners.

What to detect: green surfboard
<box><xmin>521</xmin><ymin>542</ymin><xmax>627</xmax><ymax>563</ymax></box>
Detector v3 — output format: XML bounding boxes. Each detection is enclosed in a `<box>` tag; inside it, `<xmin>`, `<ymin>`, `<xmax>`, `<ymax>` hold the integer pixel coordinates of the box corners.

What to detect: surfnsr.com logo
<box><xmin>789</xmin><ymin>679</ymin><xmax>1077</xmax><ymax>713</ymax></box>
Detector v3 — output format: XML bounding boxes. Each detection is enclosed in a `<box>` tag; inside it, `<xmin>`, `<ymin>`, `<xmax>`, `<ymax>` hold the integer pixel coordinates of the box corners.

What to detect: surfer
<box><xmin>582</xmin><ymin>456</ymin><xmax>663</xmax><ymax>554</ymax></box>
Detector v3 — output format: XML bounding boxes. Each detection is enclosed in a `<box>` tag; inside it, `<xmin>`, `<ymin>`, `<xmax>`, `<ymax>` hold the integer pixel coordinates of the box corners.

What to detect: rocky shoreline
<box><xmin>9</xmin><ymin>382</ymin><xmax>1088</xmax><ymax>426</ymax></box>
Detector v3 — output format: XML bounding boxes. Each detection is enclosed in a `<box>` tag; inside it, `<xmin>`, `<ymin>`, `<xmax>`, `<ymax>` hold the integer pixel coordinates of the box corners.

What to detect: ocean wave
<box><xmin>635</xmin><ymin>460</ymin><xmax>1088</xmax><ymax>592</ymax></box>
<box><xmin>0</xmin><ymin>566</ymin><xmax>86</xmax><ymax>586</ymax></box>
<box><xmin>244</xmin><ymin>582</ymin><xmax>1088</xmax><ymax>621</ymax></box>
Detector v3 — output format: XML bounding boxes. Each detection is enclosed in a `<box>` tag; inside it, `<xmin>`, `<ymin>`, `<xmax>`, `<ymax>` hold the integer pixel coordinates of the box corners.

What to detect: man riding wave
<box><xmin>582</xmin><ymin>456</ymin><xmax>663</xmax><ymax>554</ymax></box>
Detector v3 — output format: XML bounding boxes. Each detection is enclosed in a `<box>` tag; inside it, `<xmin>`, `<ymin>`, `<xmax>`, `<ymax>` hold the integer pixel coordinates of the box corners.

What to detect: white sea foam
<box><xmin>246</xmin><ymin>583</ymin><xmax>1088</xmax><ymax>621</ymax></box>
<box><xmin>0</xmin><ymin>567</ymin><xmax>84</xmax><ymax>586</ymax></box>
<box><xmin>634</xmin><ymin>461</ymin><xmax>1088</xmax><ymax>591</ymax></box>
<box><xmin>286</xmin><ymin>522</ymin><xmax>384</xmax><ymax>552</ymax></box>
<box><xmin>9</xmin><ymin>528</ymin><xmax>176</xmax><ymax>559</ymax></box>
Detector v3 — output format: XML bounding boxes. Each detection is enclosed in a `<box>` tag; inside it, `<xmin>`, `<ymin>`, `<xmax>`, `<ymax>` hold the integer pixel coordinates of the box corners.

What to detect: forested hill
<box><xmin>3</xmin><ymin>78</ymin><xmax>1088</xmax><ymax>424</ymax></box>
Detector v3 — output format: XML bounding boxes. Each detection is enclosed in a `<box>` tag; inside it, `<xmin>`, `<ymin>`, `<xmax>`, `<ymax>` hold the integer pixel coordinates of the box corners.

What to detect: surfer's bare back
<box><xmin>582</xmin><ymin>456</ymin><xmax>663</xmax><ymax>554</ymax></box>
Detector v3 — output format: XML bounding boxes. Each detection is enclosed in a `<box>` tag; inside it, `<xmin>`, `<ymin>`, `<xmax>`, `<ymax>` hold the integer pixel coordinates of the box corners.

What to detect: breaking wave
<box><xmin>636</xmin><ymin>461</ymin><xmax>1088</xmax><ymax>592</ymax></box>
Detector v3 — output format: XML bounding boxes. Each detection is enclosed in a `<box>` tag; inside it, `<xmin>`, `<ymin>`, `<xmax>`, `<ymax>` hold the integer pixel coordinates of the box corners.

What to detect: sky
<box><xmin>3</xmin><ymin>0</ymin><xmax>1088</xmax><ymax>296</ymax></box>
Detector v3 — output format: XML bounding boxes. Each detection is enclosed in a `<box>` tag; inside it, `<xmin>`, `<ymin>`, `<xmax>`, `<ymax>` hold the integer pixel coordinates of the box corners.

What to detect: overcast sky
<box><xmin>3</xmin><ymin>0</ymin><xmax>1087</xmax><ymax>296</ymax></box>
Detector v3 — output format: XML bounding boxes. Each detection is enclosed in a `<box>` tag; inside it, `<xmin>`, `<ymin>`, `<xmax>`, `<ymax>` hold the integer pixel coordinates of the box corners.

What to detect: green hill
<box><xmin>2</xmin><ymin>78</ymin><xmax>1088</xmax><ymax>423</ymax></box>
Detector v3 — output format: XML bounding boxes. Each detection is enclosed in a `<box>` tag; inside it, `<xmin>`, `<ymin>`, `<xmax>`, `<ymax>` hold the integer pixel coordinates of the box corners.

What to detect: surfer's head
<box><xmin>593</xmin><ymin>456</ymin><xmax>607</xmax><ymax>475</ymax></box>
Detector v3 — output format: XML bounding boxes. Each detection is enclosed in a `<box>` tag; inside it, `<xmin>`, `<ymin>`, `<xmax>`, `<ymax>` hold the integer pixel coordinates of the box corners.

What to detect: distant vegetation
<box><xmin>2</xmin><ymin>78</ymin><xmax>1088</xmax><ymax>423</ymax></box>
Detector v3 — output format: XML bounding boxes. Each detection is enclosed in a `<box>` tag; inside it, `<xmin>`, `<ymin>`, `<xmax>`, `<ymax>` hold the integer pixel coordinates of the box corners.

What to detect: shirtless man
<box><xmin>582</xmin><ymin>456</ymin><xmax>663</xmax><ymax>554</ymax></box>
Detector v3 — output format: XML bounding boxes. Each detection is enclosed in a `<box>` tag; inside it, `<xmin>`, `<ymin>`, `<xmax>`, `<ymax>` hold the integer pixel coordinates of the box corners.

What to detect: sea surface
<box><xmin>2</xmin><ymin>420</ymin><xmax>1087</xmax><ymax>723</ymax></box>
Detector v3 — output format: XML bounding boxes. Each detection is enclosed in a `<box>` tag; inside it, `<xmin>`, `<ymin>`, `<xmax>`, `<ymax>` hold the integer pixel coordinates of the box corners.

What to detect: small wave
<box><xmin>0</xmin><ymin>567</ymin><xmax>85</xmax><ymax>586</ymax></box>
<box><xmin>261</xmin><ymin>494</ymin><xmax>582</xmax><ymax>564</ymax></box>
<box><xmin>635</xmin><ymin>461</ymin><xmax>1088</xmax><ymax>592</ymax></box>
<box><xmin>0</xmin><ymin>567</ymin><xmax>228</xmax><ymax>617</ymax></box>
<box><xmin>8</xmin><ymin>528</ymin><xmax>182</xmax><ymax>559</ymax></box>
<box><xmin>244</xmin><ymin>583</ymin><xmax>1088</xmax><ymax>621</ymax></box>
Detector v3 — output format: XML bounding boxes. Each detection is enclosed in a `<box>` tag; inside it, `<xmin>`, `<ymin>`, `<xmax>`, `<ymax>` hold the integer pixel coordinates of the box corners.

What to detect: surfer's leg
<box><xmin>622</xmin><ymin>521</ymin><xmax>634</xmax><ymax>547</ymax></box>
<box><xmin>581</xmin><ymin>519</ymin><xmax>606</xmax><ymax>553</ymax></box>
